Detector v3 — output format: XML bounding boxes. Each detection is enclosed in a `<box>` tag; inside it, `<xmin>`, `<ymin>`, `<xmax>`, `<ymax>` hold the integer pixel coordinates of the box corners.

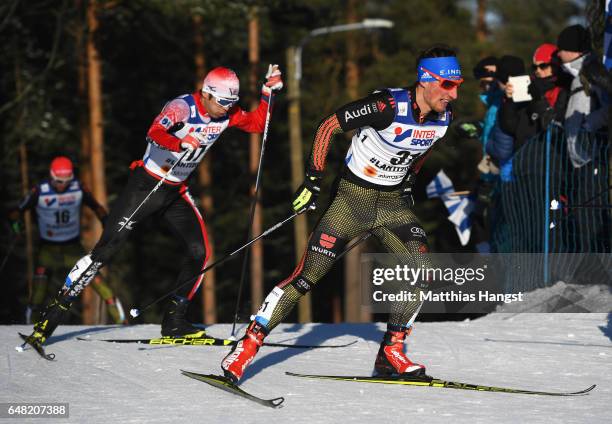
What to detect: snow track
<box><xmin>1</xmin><ymin>313</ymin><xmax>610</xmax><ymax>423</ymax></box>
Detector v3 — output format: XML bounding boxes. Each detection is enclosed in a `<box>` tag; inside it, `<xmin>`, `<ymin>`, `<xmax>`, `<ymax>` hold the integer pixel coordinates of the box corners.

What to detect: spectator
<box><xmin>486</xmin><ymin>55</ymin><xmax>525</xmax><ymax>182</ymax></box>
<box><xmin>498</xmin><ymin>44</ymin><xmax>570</xmax><ymax>149</ymax></box>
<box><xmin>557</xmin><ymin>24</ymin><xmax>608</xmax><ymax>167</ymax></box>
<box><xmin>473</xmin><ymin>56</ymin><xmax>503</xmax><ymax>154</ymax></box>
<box><xmin>470</xmin><ymin>56</ymin><xmax>503</xmax><ymax>253</ymax></box>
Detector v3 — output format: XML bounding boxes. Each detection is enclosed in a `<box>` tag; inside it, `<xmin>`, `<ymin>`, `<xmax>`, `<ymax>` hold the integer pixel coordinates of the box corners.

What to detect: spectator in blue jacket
<box><xmin>486</xmin><ymin>55</ymin><xmax>526</xmax><ymax>182</ymax></box>
<box><xmin>474</xmin><ymin>56</ymin><xmax>503</xmax><ymax>155</ymax></box>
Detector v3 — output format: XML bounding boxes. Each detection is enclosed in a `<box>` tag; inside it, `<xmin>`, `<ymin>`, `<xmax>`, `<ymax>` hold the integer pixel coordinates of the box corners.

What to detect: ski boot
<box><xmin>221</xmin><ymin>321</ymin><xmax>268</xmax><ymax>383</ymax></box>
<box><xmin>374</xmin><ymin>327</ymin><xmax>426</xmax><ymax>377</ymax></box>
<box><xmin>161</xmin><ymin>296</ymin><xmax>205</xmax><ymax>338</ymax></box>
<box><xmin>24</xmin><ymin>296</ymin><xmax>73</xmax><ymax>347</ymax></box>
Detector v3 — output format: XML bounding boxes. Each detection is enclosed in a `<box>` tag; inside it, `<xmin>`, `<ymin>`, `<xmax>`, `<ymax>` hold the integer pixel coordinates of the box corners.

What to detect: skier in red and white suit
<box><xmin>24</xmin><ymin>65</ymin><xmax>283</xmax><ymax>347</ymax></box>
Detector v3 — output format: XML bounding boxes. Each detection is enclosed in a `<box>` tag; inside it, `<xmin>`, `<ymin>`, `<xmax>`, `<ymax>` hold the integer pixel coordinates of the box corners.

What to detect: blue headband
<box><xmin>417</xmin><ymin>56</ymin><xmax>462</xmax><ymax>82</ymax></box>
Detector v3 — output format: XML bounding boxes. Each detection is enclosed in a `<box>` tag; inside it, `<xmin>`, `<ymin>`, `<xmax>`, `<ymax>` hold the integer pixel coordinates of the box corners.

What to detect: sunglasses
<box><xmin>52</xmin><ymin>177</ymin><xmax>72</xmax><ymax>185</ymax></box>
<box><xmin>532</xmin><ymin>63</ymin><xmax>551</xmax><ymax>70</ymax></box>
<box><xmin>211</xmin><ymin>94</ymin><xmax>238</xmax><ymax>108</ymax></box>
<box><xmin>420</xmin><ymin>67</ymin><xmax>463</xmax><ymax>90</ymax></box>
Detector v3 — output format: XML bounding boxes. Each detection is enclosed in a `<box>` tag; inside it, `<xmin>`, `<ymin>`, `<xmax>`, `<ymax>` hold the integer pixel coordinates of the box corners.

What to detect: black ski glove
<box><xmin>399</xmin><ymin>174</ymin><xmax>415</xmax><ymax>208</ymax></box>
<box><xmin>292</xmin><ymin>171</ymin><xmax>322</xmax><ymax>213</ymax></box>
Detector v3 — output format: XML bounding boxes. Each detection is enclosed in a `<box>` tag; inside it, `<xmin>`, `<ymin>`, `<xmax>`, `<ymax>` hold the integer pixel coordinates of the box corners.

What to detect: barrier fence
<box><xmin>490</xmin><ymin>124</ymin><xmax>611</xmax><ymax>292</ymax></box>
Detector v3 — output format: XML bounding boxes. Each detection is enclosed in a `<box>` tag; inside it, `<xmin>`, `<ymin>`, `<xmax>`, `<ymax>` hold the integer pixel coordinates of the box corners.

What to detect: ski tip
<box><xmin>18</xmin><ymin>332</ymin><xmax>31</xmax><ymax>344</ymax></box>
<box><xmin>583</xmin><ymin>384</ymin><xmax>597</xmax><ymax>393</ymax></box>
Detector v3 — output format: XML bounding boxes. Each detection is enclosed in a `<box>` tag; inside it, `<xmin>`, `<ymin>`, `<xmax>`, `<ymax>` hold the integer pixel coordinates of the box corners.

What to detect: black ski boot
<box><xmin>161</xmin><ymin>296</ymin><xmax>205</xmax><ymax>338</ymax></box>
<box><xmin>24</xmin><ymin>296</ymin><xmax>73</xmax><ymax>347</ymax></box>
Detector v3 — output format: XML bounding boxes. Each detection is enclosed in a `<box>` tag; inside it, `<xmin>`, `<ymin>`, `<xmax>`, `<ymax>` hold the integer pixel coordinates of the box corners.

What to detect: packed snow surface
<box><xmin>1</xmin><ymin>313</ymin><xmax>610</xmax><ymax>423</ymax></box>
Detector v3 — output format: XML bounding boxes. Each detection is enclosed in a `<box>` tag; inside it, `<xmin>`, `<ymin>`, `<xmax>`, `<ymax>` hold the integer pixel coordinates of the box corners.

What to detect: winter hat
<box><xmin>496</xmin><ymin>55</ymin><xmax>526</xmax><ymax>83</ymax></box>
<box><xmin>533</xmin><ymin>43</ymin><xmax>558</xmax><ymax>63</ymax></box>
<box><xmin>557</xmin><ymin>24</ymin><xmax>591</xmax><ymax>53</ymax></box>
<box><xmin>50</xmin><ymin>156</ymin><xmax>74</xmax><ymax>181</ymax></box>
<box><xmin>473</xmin><ymin>56</ymin><xmax>499</xmax><ymax>79</ymax></box>
<box><xmin>202</xmin><ymin>67</ymin><xmax>240</xmax><ymax>100</ymax></box>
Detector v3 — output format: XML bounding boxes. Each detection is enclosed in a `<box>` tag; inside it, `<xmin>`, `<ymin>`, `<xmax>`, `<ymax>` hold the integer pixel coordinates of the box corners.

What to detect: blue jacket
<box><xmin>486</xmin><ymin>123</ymin><xmax>514</xmax><ymax>182</ymax></box>
<box><xmin>479</xmin><ymin>87</ymin><xmax>503</xmax><ymax>150</ymax></box>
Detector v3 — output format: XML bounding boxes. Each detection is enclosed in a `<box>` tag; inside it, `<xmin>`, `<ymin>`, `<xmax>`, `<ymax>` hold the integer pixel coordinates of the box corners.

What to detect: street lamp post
<box><xmin>286</xmin><ymin>19</ymin><xmax>394</xmax><ymax>323</ymax></box>
<box><xmin>294</xmin><ymin>19</ymin><xmax>394</xmax><ymax>81</ymax></box>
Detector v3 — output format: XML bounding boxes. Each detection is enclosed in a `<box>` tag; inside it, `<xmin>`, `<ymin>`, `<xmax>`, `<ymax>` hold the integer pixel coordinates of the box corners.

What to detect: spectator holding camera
<box><xmin>497</xmin><ymin>46</ymin><xmax>570</xmax><ymax>151</ymax></box>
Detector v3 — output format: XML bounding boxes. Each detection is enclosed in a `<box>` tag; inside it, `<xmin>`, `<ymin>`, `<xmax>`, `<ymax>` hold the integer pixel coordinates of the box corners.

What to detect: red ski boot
<box><xmin>374</xmin><ymin>328</ymin><xmax>426</xmax><ymax>377</ymax></box>
<box><xmin>221</xmin><ymin>321</ymin><xmax>268</xmax><ymax>383</ymax></box>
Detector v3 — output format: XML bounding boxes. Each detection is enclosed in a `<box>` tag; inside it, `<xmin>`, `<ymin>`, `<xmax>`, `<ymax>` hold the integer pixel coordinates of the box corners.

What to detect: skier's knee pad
<box><xmin>391</xmin><ymin>223</ymin><xmax>430</xmax><ymax>252</ymax></box>
<box><xmin>64</xmin><ymin>254</ymin><xmax>103</xmax><ymax>297</ymax></box>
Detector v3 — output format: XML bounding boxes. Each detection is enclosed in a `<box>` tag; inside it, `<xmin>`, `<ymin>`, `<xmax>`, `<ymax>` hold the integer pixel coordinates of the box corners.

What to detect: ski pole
<box><xmin>227</xmin><ymin>230</ymin><xmax>373</xmax><ymax>336</ymax></box>
<box><xmin>118</xmin><ymin>149</ymin><xmax>190</xmax><ymax>232</ymax></box>
<box><xmin>129</xmin><ymin>211</ymin><xmax>301</xmax><ymax>318</ymax></box>
<box><xmin>231</xmin><ymin>99</ymin><xmax>273</xmax><ymax>337</ymax></box>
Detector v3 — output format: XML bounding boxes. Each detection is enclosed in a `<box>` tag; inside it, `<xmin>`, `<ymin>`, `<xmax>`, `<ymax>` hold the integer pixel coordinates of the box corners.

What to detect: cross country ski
<box><xmin>16</xmin><ymin>332</ymin><xmax>55</xmax><ymax>361</ymax></box>
<box><xmin>77</xmin><ymin>336</ymin><xmax>357</xmax><ymax>349</ymax></box>
<box><xmin>285</xmin><ymin>372</ymin><xmax>597</xmax><ymax>397</ymax></box>
<box><xmin>181</xmin><ymin>370</ymin><xmax>284</xmax><ymax>409</ymax></box>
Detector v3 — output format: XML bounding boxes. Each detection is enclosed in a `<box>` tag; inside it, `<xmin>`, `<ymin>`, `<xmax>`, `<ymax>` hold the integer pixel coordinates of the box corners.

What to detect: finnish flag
<box><xmin>426</xmin><ymin>170</ymin><xmax>473</xmax><ymax>246</ymax></box>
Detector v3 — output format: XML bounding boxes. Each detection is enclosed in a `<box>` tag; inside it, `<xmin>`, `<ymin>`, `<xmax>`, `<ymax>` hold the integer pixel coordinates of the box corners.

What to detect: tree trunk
<box><xmin>192</xmin><ymin>13</ymin><xmax>217</xmax><ymax>324</ymax></box>
<box><xmin>343</xmin><ymin>0</ymin><xmax>370</xmax><ymax>323</ymax></box>
<box><xmin>14</xmin><ymin>48</ymin><xmax>34</xmax><ymax>308</ymax></box>
<box><xmin>84</xmin><ymin>0</ymin><xmax>107</xmax><ymax>324</ymax></box>
<box><xmin>286</xmin><ymin>46</ymin><xmax>312</xmax><ymax>322</ymax></box>
<box><xmin>18</xmin><ymin>144</ymin><xmax>34</xmax><ymax>304</ymax></box>
<box><xmin>476</xmin><ymin>0</ymin><xmax>488</xmax><ymax>43</ymax></box>
<box><xmin>248</xmin><ymin>6</ymin><xmax>264</xmax><ymax>313</ymax></box>
<box><xmin>76</xmin><ymin>0</ymin><xmax>96</xmax><ymax>250</ymax></box>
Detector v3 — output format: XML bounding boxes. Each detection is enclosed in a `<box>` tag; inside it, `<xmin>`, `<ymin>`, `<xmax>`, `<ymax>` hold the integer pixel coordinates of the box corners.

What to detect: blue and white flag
<box><xmin>426</xmin><ymin>170</ymin><xmax>473</xmax><ymax>246</ymax></box>
<box><xmin>426</xmin><ymin>169</ymin><xmax>454</xmax><ymax>198</ymax></box>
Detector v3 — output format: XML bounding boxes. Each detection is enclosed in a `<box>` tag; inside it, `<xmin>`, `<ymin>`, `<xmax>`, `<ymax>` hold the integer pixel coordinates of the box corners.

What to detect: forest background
<box><xmin>0</xmin><ymin>0</ymin><xmax>605</xmax><ymax>326</ymax></box>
